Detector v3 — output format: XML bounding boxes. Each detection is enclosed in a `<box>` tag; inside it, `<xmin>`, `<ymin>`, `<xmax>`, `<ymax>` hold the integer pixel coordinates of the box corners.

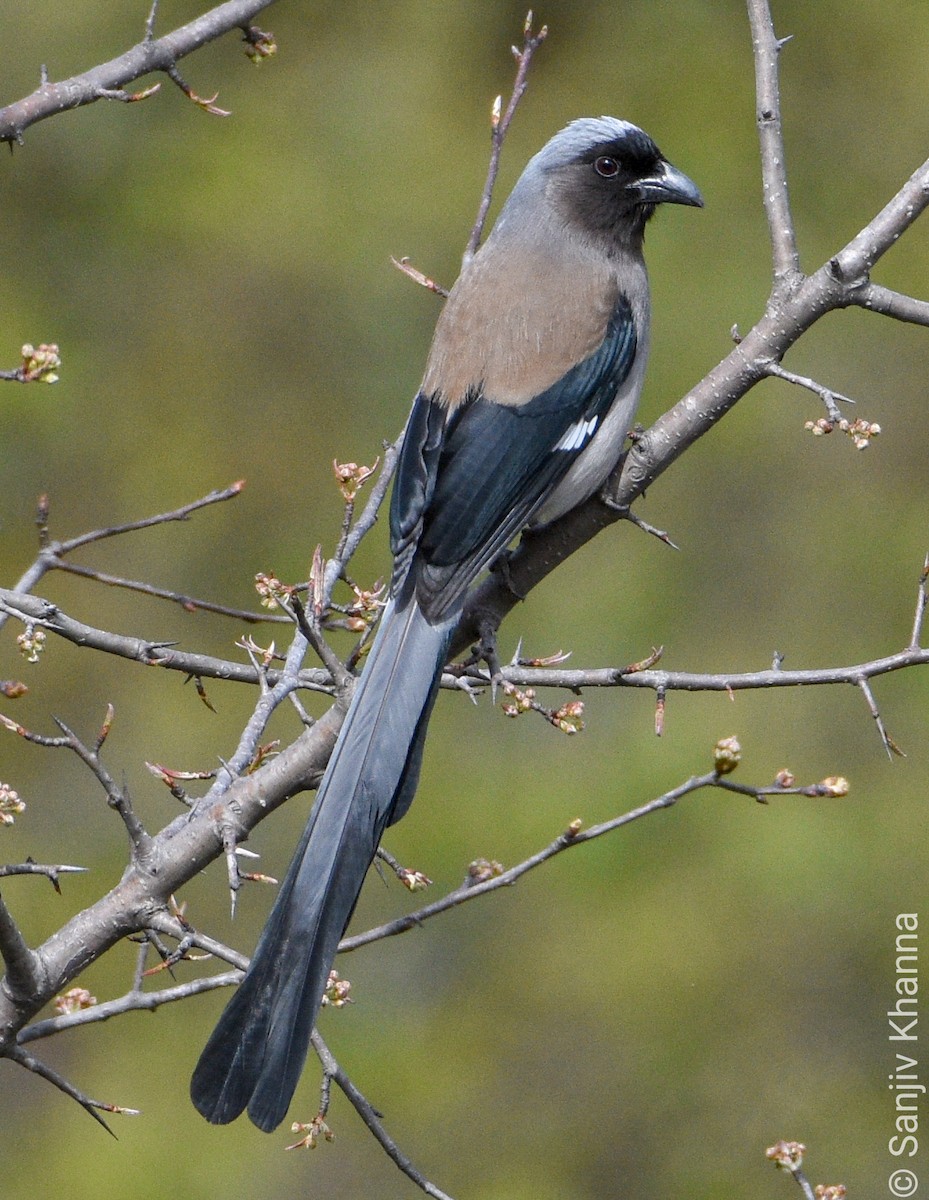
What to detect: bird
<box><xmin>191</xmin><ymin>116</ymin><xmax>702</xmax><ymax>1132</ymax></box>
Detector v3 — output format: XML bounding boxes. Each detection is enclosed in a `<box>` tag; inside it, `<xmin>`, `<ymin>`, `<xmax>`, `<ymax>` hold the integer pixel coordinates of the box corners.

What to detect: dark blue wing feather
<box><xmin>389</xmin><ymin>394</ymin><xmax>445</xmax><ymax>591</ymax></box>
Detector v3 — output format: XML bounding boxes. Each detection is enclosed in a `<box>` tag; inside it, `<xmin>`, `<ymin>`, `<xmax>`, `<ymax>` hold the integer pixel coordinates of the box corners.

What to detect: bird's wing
<box><xmin>391</xmin><ymin>294</ymin><xmax>637</xmax><ymax>621</ymax></box>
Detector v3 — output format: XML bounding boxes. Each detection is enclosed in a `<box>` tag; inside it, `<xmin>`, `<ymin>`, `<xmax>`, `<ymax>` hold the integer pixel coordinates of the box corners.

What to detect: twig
<box><xmin>0</xmin><ymin>893</ymin><xmax>43</xmax><ymax>999</ymax></box>
<box><xmin>390</xmin><ymin>256</ymin><xmax>449</xmax><ymax>298</ymax></box>
<box><xmin>747</xmin><ymin>0</ymin><xmax>801</xmax><ymax>288</ymax></box>
<box><xmin>311</xmin><ymin>1030</ymin><xmax>457</xmax><ymax>1200</ymax></box>
<box><xmin>290</xmin><ymin>593</ymin><xmax>351</xmax><ymax>692</ymax></box>
<box><xmin>0</xmin><ymin>1</ymin><xmax>276</xmax><ymax>145</ymax></box>
<box><xmin>852</xmin><ymin>281</ymin><xmax>929</xmax><ymax>327</ymax></box>
<box><xmin>0</xmin><ymin>709</ymin><xmax>154</xmax><ymax>857</ymax></box>
<box><xmin>855</xmin><ymin>676</ymin><xmax>904</xmax><ymax>760</ymax></box>
<box><xmin>7</xmin><ymin>1044</ymin><xmax>137</xmax><ymax>1133</ymax></box>
<box><xmin>607</xmin><ymin>501</ymin><xmax>680</xmax><ymax>550</ymax></box>
<box><xmin>493</xmin><ymin>642</ymin><xmax>929</xmax><ymax>696</ymax></box>
<box><xmin>52</xmin><ymin>559</ymin><xmax>287</xmax><ymax>623</ymax></box>
<box><xmin>463</xmin><ymin>12</ymin><xmax>548</xmax><ymax>263</ymax></box>
<box><xmin>1</xmin><ymin>482</ymin><xmax>245</xmax><ymax>633</ymax></box>
<box><xmin>0</xmin><ymin>589</ymin><xmax>334</xmax><ymax>694</ymax></box>
<box><xmin>322</xmin><ymin>439</ymin><xmax>401</xmax><ymax>608</ymax></box>
<box><xmin>132</xmin><ymin>939</ymin><xmax>151</xmax><ymax>991</ymax></box>
<box><xmin>164</xmin><ymin>63</ymin><xmax>230</xmax><ymax>116</ymax></box>
<box><xmin>19</xmin><ymin>971</ymin><xmax>241</xmax><ymax>1044</ymax></box>
<box><xmin>909</xmin><ymin>553</ymin><xmax>929</xmax><ymax>649</ymax></box>
<box><xmin>763</xmin><ymin>360</ymin><xmax>855</xmax><ymax>422</ymax></box>
<box><xmin>0</xmin><ymin>863</ymin><xmax>87</xmax><ymax>890</ymax></box>
<box><xmin>56</xmin><ymin>714</ymin><xmax>153</xmax><ymax>853</ymax></box>
<box><xmin>47</xmin><ymin>481</ymin><xmax>245</xmax><ymax>555</ymax></box>
<box><xmin>145</xmin><ymin>1</ymin><xmax>160</xmax><ymax>42</ymax></box>
<box><xmin>340</xmin><ymin>764</ymin><xmax>834</xmax><ymax>955</ymax></box>
<box><xmin>146</xmin><ymin>911</ymin><xmax>250</xmax><ymax>969</ymax></box>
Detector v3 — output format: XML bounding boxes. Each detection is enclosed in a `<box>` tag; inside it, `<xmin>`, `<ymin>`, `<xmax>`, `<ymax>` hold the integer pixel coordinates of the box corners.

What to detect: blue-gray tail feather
<box><xmin>190</xmin><ymin>593</ymin><xmax>456</xmax><ymax>1131</ymax></box>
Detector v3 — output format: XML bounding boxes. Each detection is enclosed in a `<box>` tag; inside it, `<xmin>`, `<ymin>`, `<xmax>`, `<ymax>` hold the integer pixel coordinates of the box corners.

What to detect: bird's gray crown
<box><xmin>528</xmin><ymin>116</ymin><xmax>659</xmax><ymax>173</ymax></box>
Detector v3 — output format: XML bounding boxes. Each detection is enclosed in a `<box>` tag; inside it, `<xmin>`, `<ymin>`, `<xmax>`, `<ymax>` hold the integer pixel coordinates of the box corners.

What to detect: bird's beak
<box><xmin>631</xmin><ymin>161</ymin><xmax>704</xmax><ymax>208</ymax></box>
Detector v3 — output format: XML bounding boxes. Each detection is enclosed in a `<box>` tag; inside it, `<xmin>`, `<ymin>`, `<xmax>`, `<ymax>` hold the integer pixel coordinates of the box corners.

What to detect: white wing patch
<box><xmin>555</xmin><ymin>415</ymin><xmax>599</xmax><ymax>452</ymax></box>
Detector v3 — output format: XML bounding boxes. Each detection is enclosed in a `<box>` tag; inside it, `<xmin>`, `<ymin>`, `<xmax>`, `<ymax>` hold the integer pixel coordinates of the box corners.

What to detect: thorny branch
<box><xmin>309</xmin><ymin>1029</ymin><xmax>456</xmax><ymax>1200</ymax></box>
<box><xmin>463</xmin><ymin>11</ymin><xmax>548</xmax><ymax>264</ymax></box>
<box><xmin>0</xmin><ymin>481</ymin><xmax>251</xmax><ymax>635</ymax></box>
<box><xmin>0</xmin><ymin>3</ymin><xmax>927</xmax><ymax>1196</ymax></box>
<box><xmin>0</xmin><ymin>863</ymin><xmax>86</xmax><ymax>886</ymax></box>
<box><xmin>338</xmin><ymin>752</ymin><xmax>848</xmax><ymax>956</ymax></box>
<box><xmin>391</xmin><ymin>12</ymin><xmax>547</xmax><ymax>291</ymax></box>
<box><xmin>8</xmin><ymin>1043</ymin><xmax>137</xmax><ymax>1134</ymax></box>
<box><xmin>0</xmin><ymin>0</ymin><xmax>277</xmax><ymax>146</ymax></box>
<box><xmin>748</xmin><ymin>0</ymin><xmax>801</xmax><ymax>288</ymax></box>
<box><xmin>4</xmin><ymin>548</ymin><xmax>926</xmax><ymax>729</ymax></box>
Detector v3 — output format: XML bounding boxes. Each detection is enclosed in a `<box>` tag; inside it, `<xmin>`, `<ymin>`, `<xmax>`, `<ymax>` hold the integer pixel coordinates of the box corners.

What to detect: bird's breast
<box><xmin>420</xmin><ymin>241</ymin><xmax>634</xmax><ymax>409</ymax></box>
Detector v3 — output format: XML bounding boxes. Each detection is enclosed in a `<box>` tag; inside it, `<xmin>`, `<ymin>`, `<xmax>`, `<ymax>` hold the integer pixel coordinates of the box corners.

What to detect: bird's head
<box><xmin>520</xmin><ymin>116</ymin><xmax>703</xmax><ymax>250</ymax></box>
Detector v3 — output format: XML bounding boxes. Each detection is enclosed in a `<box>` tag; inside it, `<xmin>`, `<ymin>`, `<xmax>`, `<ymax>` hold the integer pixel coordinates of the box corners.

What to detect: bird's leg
<box><xmin>489</xmin><ymin>545</ymin><xmax>530</xmax><ymax>600</ymax></box>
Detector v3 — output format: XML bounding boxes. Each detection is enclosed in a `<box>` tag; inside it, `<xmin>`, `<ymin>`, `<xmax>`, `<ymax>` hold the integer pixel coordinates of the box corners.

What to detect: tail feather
<box><xmin>190</xmin><ymin>593</ymin><xmax>455</xmax><ymax>1131</ymax></box>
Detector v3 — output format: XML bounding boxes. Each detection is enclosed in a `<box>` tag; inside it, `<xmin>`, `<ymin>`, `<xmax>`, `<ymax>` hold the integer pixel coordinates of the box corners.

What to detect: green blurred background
<box><xmin>0</xmin><ymin>2</ymin><xmax>926</xmax><ymax>1197</ymax></box>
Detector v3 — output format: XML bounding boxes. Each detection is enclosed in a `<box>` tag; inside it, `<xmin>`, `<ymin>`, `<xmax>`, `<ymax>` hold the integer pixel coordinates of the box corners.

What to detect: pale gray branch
<box><xmin>339</xmin><ymin>766</ymin><xmax>840</xmax><ymax>957</ymax></box>
<box><xmin>311</xmin><ymin>1029</ymin><xmax>458</xmax><ymax>1200</ymax></box>
<box><xmin>852</xmin><ymin>282</ymin><xmax>929</xmax><ymax>326</ymax></box>
<box><xmin>747</xmin><ymin>0</ymin><xmax>801</xmax><ymax>286</ymax></box>
<box><xmin>0</xmin><ymin>894</ymin><xmax>43</xmax><ymax>1001</ymax></box>
<box><xmin>492</xmin><ymin>643</ymin><xmax>929</xmax><ymax>694</ymax></box>
<box><xmin>0</xmin><ymin>0</ymin><xmax>277</xmax><ymax>145</ymax></box>
<box><xmin>0</xmin><ymin>589</ymin><xmax>334</xmax><ymax>694</ymax></box>
<box><xmin>19</xmin><ymin>971</ymin><xmax>241</xmax><ymax>1044</ymax></box>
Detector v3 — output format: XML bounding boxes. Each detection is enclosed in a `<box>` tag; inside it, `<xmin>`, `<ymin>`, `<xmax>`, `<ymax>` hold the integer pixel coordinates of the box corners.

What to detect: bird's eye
<box><xmin>593</xmin><ymin>155</ymin><xmax>620</xmax><ymax>178</ymax></box>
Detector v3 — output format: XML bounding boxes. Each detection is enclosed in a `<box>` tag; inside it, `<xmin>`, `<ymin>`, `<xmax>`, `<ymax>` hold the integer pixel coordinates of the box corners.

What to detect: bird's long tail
<box><xmin>190</xmin><ymin>591</ymin><xmax>456</xmax><ymax>1131</ymax></box>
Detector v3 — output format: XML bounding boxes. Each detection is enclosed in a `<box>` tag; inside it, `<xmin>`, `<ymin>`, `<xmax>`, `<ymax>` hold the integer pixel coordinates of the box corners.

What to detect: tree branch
<box><xmin>747</xmin><ymin>0</ymin><xmax>801</xmax><ymax>288</ymax></box>
<box><xmin>0</xmin><ymin>589</ymin><xmax>334</xmax><ymax>693</ymax></box>
<box><xmin>463</xmin><ymin>12</ymin><xmax>548</xmax><ymax>264</ymax></box>
<box><xmin>0</xmin><ymin>482</ymin><xmax>247</xmax><ymax>634</ymax></box>
<box><xmin>0</xmin><ymin>892</ymin><xmax>44</xmax><ymax>1001</ymax></box>
<box><xmin>0</xmin><ymin>0</ymin><xmax>278</xmax><ymax>146</ymax></box>
<box><xmin>7</xmin><ymin>1043</ymin><xmax>137</xmax><ymax>1132</ymax></box>
<box><xmin>337</xmin><ymin>761</ymin><xmax>844</xmax><ymax>957</ymax></box>
<box><xmin>851</xmin><ymin>281</ymin><xmax>929</xmax><ymax>326</ymax></box>
<box><xmin>19</xmin><ymin>971</ymin><xmax>241</xmax><ymax>1045</ymax></box>
<box><xmin>310</xmin><ymin>1029</ymin><xmax>457</xmax><ymax>1200</ymax></box>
